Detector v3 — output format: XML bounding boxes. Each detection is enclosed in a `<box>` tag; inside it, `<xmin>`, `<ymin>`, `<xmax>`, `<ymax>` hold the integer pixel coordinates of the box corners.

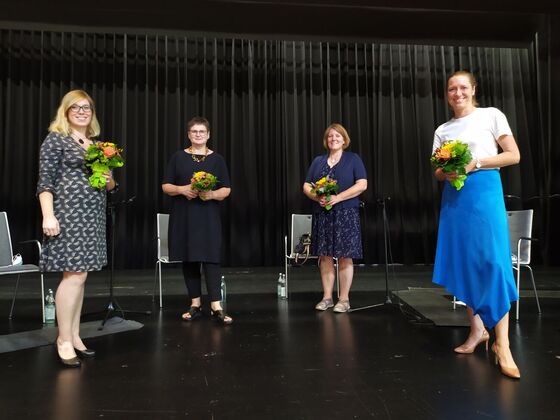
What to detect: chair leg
<box><xmin>284</xmin><ymin>256</ymin><xmax>289</xmax><ymax>299</ymax></box>
<box><xmin>152</xmin><ymin>261</ymin><xmax>158</xmax><ymax>303</ymax></box>
<box><xmin>158</xmin><ymin>262</ymin><xmax>163</xmax><ymax>309</ymax></box>
<box><xmin>40</xmin><ymin>273</ymin><xmax>45</xmax><ymax>324</ymax></box>
<box><xmin>452</xmin><ymin>296</ymin><xmax>456</xmax><ymax>310</ymax></box>
<box><xmin>153</xmin><ymin>261</ymin><xmax>164</xmax><ymax>309</ymax></box>
<box><xmin>526</xmin><ymin>265</ymin><xmax>541</xmax><ymax>314</ymax></box>
<box><xmin>515</xmin><ymin>263</ymin><xmax>521</xmax><ymax>321</ymax></box>
<box><xmin>9</xmin><ymin>274</ymin><xmax>21</xmax><ymax>320</ymax></box>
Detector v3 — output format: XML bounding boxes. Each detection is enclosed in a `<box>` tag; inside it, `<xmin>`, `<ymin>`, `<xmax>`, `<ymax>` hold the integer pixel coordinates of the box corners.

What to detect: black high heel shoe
<box><xmin>55</xmin><ymin>341</ymin><xmax>81</xmax><ymax>368</ymax></box>
<box><xmin>74</xmin><ymin>348</ymin><xmax>96</xmax><ymax>358</ymax></box>
<box><xmin>59</xmin><ymin>355</ymin><xmax>81</xmax><ymax>367</ymax></box>
<box><xmin>211</xmin><ymin>309</ymin><xmax>233</xmax><ymax>325</ymax></box>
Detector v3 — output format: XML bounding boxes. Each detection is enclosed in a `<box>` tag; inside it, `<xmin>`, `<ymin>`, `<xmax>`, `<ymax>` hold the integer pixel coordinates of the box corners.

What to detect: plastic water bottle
<box><xmin>220</xmin><ymin>276</ymin><xmax>226</xmax><ymax>304</ymax></box>
<box><xmin>277</xmin><ymin>273</ymin><xmax>286</xmax><ymax>299</ymax></box>
<box><xmin>277</xmin><ymin>273</ymin><xmax>283</xmax><ymax>297</ymax></box>
<box><xmin>45</xmin><ymin>289</ymin><xmax>56</xmax><ymax>324</ymax></box>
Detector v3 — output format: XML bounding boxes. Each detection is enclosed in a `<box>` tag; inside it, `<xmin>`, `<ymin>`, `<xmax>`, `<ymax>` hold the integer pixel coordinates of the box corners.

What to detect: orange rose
<box><xmin>436</xmin><ymin>148</ymin><xmax>451</xmax><ymax>160</ymax></box>
<box><xmin>103</xmin><ymin>146</ymin><xmax>116</xmax><ymax>158</ymax></box>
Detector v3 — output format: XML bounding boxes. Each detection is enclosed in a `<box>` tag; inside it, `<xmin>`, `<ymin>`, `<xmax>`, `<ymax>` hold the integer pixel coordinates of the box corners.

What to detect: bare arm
<box><xmin>303</xmin><ymin>179</ymin><xmax>367</xmax><ymax>208</ymax></box>
<box><xmin>198</xmin><ymin>187</ymin><xmax>231</xmax><ymax>201</ymax></box>
<box><xmin>303</xmin><ymin>182</ymin><xmax>319</xmax><ymax>202</ymax></box>
<box><xmin>470</xmin><ymin>135</ymin><xmax>520</xmax><ymax>171</ymax></box>
<box><xmin>162</xmin><ymin>183</ymin><xmax>198</xmax><ymax>200</ymax></box>
<box><xmin>434</xmin><ymin>135</ymin><xmax>520</xmax><ymax>181</ymax></box>
<box><xmin>325</xmin><ymin>179</ymin><xmax>367</xmax><ymax>207</ymax></box>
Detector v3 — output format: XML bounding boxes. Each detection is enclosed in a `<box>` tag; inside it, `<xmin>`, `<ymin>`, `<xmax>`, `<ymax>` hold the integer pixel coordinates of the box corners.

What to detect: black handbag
<box><xmin>294</xmin><ymin>232</ymin><xmax>312</xmax><ymax>264</ymax></box>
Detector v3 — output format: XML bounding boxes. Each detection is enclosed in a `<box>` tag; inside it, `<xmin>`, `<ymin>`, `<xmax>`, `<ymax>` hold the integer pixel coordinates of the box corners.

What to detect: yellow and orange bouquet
<box><xmin>430</xmin><ymin>140</ymin><xmax>472</xmax><ymax>191</ymax></box>
<box><xmin>311</xmin><ymin>176</ymin><xmax>339</xmax><ymax>210</ymax></box>
<box><xmin>84</xmin><ymin>141</ymin><xmax>124</xmax><ymax>190</ymax></box>
<box><xmin>191</xmin><ymin>171</ymin><xmax>218</xmax><ymax>200</ymax></box>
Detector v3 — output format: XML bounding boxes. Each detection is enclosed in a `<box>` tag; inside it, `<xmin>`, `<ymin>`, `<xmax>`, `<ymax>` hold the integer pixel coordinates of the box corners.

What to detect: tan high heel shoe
<box><xmin>454</xmin><ymin>329</ymin><xmax>490</xmax><ymax>354</ymax></box>
<box><xmin>491</xmin><ymin>343</ymin><xmax>521</xmax><ymax>379</ymax></box>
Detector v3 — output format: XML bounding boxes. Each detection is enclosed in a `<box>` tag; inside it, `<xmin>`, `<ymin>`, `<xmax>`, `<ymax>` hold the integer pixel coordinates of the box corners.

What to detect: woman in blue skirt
<box><xmin>432</xmin><ymin>71</ymin><xmax>521</xmax><ymax>378</ymax></box>
<box><xmin>303</xmin><ymin>124</ymin><xmax>367</xmax><ymax>313</ymax></box>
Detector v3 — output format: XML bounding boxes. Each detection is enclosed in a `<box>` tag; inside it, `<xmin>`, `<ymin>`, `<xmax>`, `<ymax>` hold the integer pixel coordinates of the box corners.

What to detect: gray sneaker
<box><xmin>333</xmin><ymin>300</ymin><xmax>350</xmax><ymax>313</ymax></box>
<box><xmin>315</xmin><ymin>299</ymin><xmax>334</xmax><ymax>311</ymax></box>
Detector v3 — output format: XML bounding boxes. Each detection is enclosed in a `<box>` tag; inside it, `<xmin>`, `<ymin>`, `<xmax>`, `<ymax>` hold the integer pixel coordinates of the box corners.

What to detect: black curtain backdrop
<box><xmin>0</xmin><ymin>29</ymin><xmax>554</xmax><ymax>268</ymax></box>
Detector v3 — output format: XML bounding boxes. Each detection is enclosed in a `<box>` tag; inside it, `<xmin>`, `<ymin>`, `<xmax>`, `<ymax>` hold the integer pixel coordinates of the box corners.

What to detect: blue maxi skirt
<box><xmin>432</xmin><ymin>170</ymin><xmax>518</xmax><ymax>328</ymax></box>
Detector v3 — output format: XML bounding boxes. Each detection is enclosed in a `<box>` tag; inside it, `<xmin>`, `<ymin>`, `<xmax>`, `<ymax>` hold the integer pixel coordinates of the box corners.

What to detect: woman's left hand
<box><xmin>103</xmin><ymin>171</ymin><xmax>115</xmax><ymax>190</ymax></box>
<box><xmin>321</xmin><ymin>195</ymin><xmax>341</xmax><ymax>207</ymax></box>
<box><xmin>198</xmin><ymin>190</ymin><xmax>214</xmax><ymax>201</ymax></box>
<box><xmin>465</xmin><ymin>159</ymin><xmax>477</xmax><ymax>174</ymax></box>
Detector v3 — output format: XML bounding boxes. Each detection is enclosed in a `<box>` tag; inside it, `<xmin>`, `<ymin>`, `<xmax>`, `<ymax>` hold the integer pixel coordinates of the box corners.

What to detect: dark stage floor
<box><xmin>1</xmin><ymin>266</ymin><xmax>559</xmax><ymax>419</ymax></box>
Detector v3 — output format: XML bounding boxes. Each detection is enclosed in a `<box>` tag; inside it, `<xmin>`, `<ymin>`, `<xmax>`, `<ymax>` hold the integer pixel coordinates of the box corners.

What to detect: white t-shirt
<box><xmin>432</xmin><ymin>107</ymin><xmax>513</xmax><ymax>162</ymax></box>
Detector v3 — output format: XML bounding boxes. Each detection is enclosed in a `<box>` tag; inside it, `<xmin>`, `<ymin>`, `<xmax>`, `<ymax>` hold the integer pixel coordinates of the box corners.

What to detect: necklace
<box><xmin>70</xmin><ymin>132</ymin><xmax>89</xmax><ymax>148</ymax></box>
<box><xmin>328</xmin><ymin>154</ymin><xmax>341</xmax><ymax>166</ymax></box>
<box><xmin>188</xmin><ymin>146</ymin><xmax>208</xmax><ymax>162</ymax></box>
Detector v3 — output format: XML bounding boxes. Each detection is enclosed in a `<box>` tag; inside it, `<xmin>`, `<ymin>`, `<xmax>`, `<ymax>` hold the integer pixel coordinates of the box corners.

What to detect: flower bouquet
<box><xmin>311</xmin><ymin>176</ymin><xmax>339</xmax><ymax>210</ymax></box>
<box><xmin>84</xmin><ymin>142</ymin><xmax>124</xmax><ymax>190</ymax></box>
<box><xmin>430</xmin><ymin>140</ymin><xmax>473</xmax><ymax>191</ymax></box>
<box><xmin>191</xmin><ymin>171</ymin><xmax>218</xmax><ymax>200</ymax></box>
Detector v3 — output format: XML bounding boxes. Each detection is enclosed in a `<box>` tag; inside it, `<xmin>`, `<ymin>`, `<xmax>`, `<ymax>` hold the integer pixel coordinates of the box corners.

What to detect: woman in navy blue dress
<box><xmin>303</xmin><ymin>124</ymin><xmax>367</xmax><ymax>312</ymax></box>
<box><xmin>432</xmin><ymin>71</ymin><xmax>521</xmax><ymax>378</ymax></box>
<box><xmin>162</xmin><ymin>117</ymin><xmax>232</xmax><ymax>324</ymax></box>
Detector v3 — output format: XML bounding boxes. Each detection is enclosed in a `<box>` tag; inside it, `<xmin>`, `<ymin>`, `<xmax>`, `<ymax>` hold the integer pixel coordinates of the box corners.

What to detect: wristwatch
<box><xmin>475</xmin><ymin>158</ymin><xmax>482</xmax><ymax>170</ymax></box>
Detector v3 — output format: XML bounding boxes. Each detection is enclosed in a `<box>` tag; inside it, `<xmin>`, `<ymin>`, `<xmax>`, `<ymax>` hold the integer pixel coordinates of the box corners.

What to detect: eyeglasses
<box><xmin>69</xmin><ymin>104</ymin><xmax>92</xmax><ymax>113</ymax></box>
<box><xmin>189</xmin><ymin>130</ymin><xmax>208</xmax><ymax>135</ymax></box>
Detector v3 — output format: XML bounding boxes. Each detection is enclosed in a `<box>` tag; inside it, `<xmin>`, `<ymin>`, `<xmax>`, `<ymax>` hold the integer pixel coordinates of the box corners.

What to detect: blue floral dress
<box><xmin>305</xmin><ymin>153</ymin><xmax>366</xmax><ymax>259</ymax></box>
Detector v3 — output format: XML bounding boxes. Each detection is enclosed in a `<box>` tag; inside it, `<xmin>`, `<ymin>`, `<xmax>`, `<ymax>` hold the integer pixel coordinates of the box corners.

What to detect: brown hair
<box><xmin>187</xmin><ymin>116</ymin><xmax>210</xmax><ymax>133</ymax></box>
<box><xmin>447</xmin><ymin>70</ymin><xmax>479</xmax><ymax>107</ymax></box>
<box><xmin>322</xmin><ymin>123</ymin><xmax>351</xmax><ymax>150</ymax></box>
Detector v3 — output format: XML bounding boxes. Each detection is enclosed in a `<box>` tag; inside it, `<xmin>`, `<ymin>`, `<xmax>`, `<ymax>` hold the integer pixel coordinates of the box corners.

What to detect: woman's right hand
<box><xmin>182</xmin><ymin>184</ymin><xmax>199</xmax><ymax>200</ymax></box>
<box><xmin>42</xmin><ymin>215</ymin><xmax>60</xmax><ymax>237</ymax></box>
<box><xmin>435</xmin><ymin>167</ymin><xmax>458</xmax><ymax>182</ymax></box>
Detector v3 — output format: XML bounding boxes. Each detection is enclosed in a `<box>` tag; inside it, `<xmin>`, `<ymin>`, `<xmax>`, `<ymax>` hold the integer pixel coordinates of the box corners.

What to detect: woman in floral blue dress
<box><xmin>303</xmin><ymin>124</ymin><xmax>367</xmax><ymax>313</ymax></box>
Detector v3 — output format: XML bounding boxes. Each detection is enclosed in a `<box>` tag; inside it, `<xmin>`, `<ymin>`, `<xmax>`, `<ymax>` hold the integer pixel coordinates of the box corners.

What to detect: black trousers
<box><xmin>182</xmin><ymin>262</ymin><xmax>222</xmax><ymax>302</ymax></box>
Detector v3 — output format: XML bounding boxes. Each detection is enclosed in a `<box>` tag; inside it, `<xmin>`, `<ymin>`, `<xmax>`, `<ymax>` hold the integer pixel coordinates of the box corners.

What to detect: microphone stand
<box><xmin>84</xmin><ymin>194</ymin><xmax>151</xmax><ymax>330</ymax></box>
<box><xmin>349</xmin><ymin>196</ymin><xmax>393</xmax><ymax>312</ymax></box>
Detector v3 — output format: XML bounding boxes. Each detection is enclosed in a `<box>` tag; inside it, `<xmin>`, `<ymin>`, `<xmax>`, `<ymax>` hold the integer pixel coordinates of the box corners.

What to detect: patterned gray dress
<box><xmin>37</xmin><ymin>132</ymin><xmax>107</xmax><ymax>272</ymax></box>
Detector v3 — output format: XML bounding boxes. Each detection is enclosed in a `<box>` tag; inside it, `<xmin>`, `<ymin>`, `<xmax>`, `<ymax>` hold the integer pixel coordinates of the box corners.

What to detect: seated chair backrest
<box><xmin>290</xmin><ymin>214</ymin><xmax>313</xmax><ymax>256</ymax></box>
<box><xmin>157</xmin><ymin>213</ymin><xmax>170</xmax><ymax>260</ymax></box>
<box><xmin>507</xmin><ymin>209</ymin><xmax>533</xmax><ymax>265</ymax></box>
<box><xmin>0</xmin><ymin>212</ymin><xmax>15</xmax><ymax>267</ymax></box>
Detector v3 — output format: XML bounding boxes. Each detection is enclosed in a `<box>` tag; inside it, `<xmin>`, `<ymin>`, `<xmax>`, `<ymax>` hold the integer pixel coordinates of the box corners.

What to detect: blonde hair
<box><xmin>447</xmin><ymin>70</ymin><xmax>479</xmax><ymax>107</ymax></box>
<box><xmin>48</xmin><ymin>90</ymin><xmax>101</xmax><ymax>137</ymax></box>
<box><xmin>322</xmin><ymin>123</ymin><xmax>351</xmax><ymax>150</ymax></box>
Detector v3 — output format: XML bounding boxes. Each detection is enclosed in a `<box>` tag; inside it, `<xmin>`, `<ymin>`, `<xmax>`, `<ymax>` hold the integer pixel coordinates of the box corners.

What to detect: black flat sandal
<box><xmin>181</xmin><ymin>306</ymin><xmax>202</xmax><ymax>322</ymax></box>
<box><xmin>211</xmin><ymin>309</ymin><xmax>233</xmax><ymax>325</ymax></box>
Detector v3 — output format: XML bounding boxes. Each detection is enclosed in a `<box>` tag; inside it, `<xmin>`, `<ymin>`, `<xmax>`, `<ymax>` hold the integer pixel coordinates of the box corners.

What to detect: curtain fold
<box><xmin>0</xmin><ymin>29</ymin><xmax>550</xmax><ymax>267</ymax></box>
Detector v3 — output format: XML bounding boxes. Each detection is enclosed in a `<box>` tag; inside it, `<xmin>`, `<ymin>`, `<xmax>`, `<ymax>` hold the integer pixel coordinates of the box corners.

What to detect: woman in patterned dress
<box><xmin>303</xmin><ymin>124</ymin><xmax>367</xmax><ymax>313</ymax></box>
<box><xmin>162</xmin><ymin>117</ymin><xmax>232</xmax><ymax>324</ymax></box>
<box><xmin>37</xmin><ymin>90</ymin><xmax>117</xmax><ymax>367</ymax></box>
<box><xmin>432</xmin><ymin>71</ymin><xmax>521</xmax><ymax>378</ymax></box>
